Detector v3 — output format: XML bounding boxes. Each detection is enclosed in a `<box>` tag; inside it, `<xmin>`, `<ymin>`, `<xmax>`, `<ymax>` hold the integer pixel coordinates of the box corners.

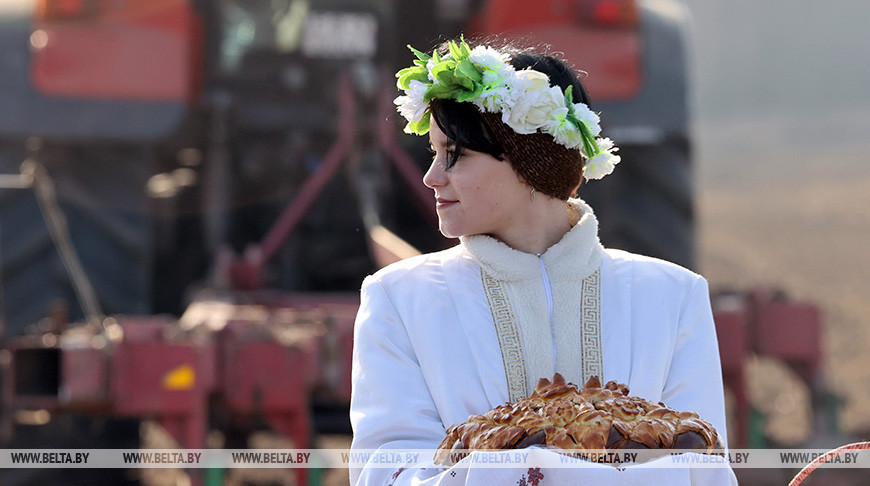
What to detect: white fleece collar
<box><xmin>460</xmin><ymin>198</ymin><xmax>604</xmax><ymax>283</ymax></box>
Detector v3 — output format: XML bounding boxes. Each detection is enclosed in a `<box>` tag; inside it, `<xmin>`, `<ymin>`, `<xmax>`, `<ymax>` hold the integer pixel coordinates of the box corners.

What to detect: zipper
<box><xmin>537</xmin><ymin>254</ymin><xmax>557</xmax><ymax>368</ymax></box>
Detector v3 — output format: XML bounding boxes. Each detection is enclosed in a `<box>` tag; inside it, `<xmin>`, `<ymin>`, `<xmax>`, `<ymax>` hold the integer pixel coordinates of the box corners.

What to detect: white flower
<box><xmin>508</xmin><ymin>69</ymin><xmax>550</xmax><ymax>96</ymax></box>
<box><xmin>572</xmin><ymin>102</ymin><xmax>601</xmax><ymax>136</ymax></box>
<box><xmin>474</xmin><ymin>84</ymin><xmax>512</xmax><ymax>112</ymax></box>
<box><xmin>583</xmin><ymin>152</ymin><xmax>619</xmax><ymax>179</ymax></box>
<box><xmin>469</xmin><ymin>46</ymin><xmax>510</xmax><ymax>71</ymax></box>
<box><xmin>502</xmin><ymin>74</ymin><xmax>564</xmax><ymax>134</ymax></box>
<box><xmin>475</xmin><ymin>71</ymin><xmax>516</xmax><ymax>113</ymax></box>
<box><xmin>545</xmin><ymin>117</ymin><xmax>583</xmax><ymax>149</ymax></box>
<box><xmin>482</xmin><ymin>69</ymin><xmax>509</xmax><ymax>86</ymax></box>
<box><xmin>583</xmin><ymin>137</ymin><xmax>620</xmax><ymax>180</ymax></box>
<box><xmin>597</xmin><ymin>136</ymin><xmax>618</xmax><ymax>153</ymax></box>
<box><xmin>394</xmin><ymin>79</ymin><xmax>428</xmax><ymax>123</ymax></box>
<box><xmin>469</xmin><ymin>46</ymin><xmax>513</xmax><ymax>86</ymax></box>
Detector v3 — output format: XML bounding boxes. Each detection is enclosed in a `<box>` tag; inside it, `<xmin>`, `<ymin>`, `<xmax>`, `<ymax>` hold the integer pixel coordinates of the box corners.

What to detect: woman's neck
<box><xmin>489</xmin><ymin>196</ymin><xmax>572</xmax><ymax>255</ymax></box>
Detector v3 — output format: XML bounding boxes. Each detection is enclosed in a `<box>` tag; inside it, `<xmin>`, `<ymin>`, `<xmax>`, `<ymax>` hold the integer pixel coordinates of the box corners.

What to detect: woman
<box><xmin>349</xmin><ymin>38</ymin><xmax>733</xmax><ymax>485</ymax></box>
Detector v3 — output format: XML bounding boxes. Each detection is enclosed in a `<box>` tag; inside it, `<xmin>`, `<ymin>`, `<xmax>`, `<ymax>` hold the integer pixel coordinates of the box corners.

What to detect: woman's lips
<box><xmin>435</xmin><ymin>198</ymin><xmax>458</xmax><ymax>209</ymax></box>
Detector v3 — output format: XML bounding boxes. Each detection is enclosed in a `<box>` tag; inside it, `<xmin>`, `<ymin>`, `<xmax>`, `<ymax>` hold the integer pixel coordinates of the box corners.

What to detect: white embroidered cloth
<box><xmin>396</xmin><ymin>448</ymin><xmax>736</xmax><ymax>486</ymax></box>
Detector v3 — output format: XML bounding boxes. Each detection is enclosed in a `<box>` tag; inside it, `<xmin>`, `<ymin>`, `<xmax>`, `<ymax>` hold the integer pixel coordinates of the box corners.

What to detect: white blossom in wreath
<box><xmin>469</xmin><ymin>48</ymin><xmax>516</xmax><ymax>113</ymax></box>
<box><xmin>474</xmin><ymin>84</ymin><xmax>512</xmax><ymax>113</ymax></box>
<box><xmin>545</xmin><ymin>117</ymin><xmax>584</xmax><ymax>150</ymax></box>
<box><xmin>394</xmin><ymin>79</ymin><xmax>429</xmax><ymax>124</ymax></box>
<box><xmin>468</xmin><ymin>46</ymin><xmax>511</xmax><ymax>84</ymax></box>
<box><xmin>507</xmin><ymin>69</ymin><xmax>548</xmax><ymax>98</ymax></box>
<box><xmin>571</xmin><ymin>102</ymin><xmax>601</xmax><ymax>137</ymax></box>
<box><xmin>502</xmin><ymin>71</ymin><xmax>563</xmax><ymax>134</ymax></box>
<box><xmin>583</xmin><ymin>137</ymin><xmax>620</xmax><ymax>180</ymax></box>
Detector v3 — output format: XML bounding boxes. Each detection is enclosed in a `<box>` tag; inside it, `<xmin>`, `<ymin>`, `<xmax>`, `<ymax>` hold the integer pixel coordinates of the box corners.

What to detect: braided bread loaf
<box><xmin>434</xmin><ymin>373</ymin><xmax>723</xmax><ymax>465</ymax></box>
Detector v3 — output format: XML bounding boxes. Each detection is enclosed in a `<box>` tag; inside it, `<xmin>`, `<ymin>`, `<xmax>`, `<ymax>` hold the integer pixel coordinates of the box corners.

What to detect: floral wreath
<box><xmin>394</xmin><ymin>38</ymin><xmax>620</xmax><ymax>180</ymax></box>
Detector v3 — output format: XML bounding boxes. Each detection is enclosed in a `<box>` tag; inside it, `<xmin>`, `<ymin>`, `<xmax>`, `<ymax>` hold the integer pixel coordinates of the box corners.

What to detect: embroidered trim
<box><xmin>580</xmin><ymin>270</ymin><xmax>603</xmax><ymax>380</ymax></box>
<box><xmin>483</xmin><ymin>268</ymin><xmax>602</xmax><ymax>401</ymax></box>
<box><xmin>481</xmin><ymin>270</ymin><xmax>528</xmax><ymax>402</ymax></box>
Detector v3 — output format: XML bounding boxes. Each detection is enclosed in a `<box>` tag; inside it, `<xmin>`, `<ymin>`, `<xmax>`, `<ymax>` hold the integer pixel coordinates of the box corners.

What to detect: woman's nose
<box><xmin>423</xmin><ymin>158</ymin><xmax>447</xmax><ymax>189</ymax></box>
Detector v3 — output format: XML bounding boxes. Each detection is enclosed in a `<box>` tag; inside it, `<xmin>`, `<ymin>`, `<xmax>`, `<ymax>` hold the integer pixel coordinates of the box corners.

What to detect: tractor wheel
<box><xmin>581</xmin><ymin>137</ymin><xmax>695</xmax><ymax>270</ymax></box>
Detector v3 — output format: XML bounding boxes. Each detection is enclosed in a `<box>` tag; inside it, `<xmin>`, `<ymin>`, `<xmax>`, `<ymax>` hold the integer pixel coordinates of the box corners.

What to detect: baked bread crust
<box><xmin>434</xmin><ymin>374</ymin><xmax>723</xmax><ymax>465</ymax></box>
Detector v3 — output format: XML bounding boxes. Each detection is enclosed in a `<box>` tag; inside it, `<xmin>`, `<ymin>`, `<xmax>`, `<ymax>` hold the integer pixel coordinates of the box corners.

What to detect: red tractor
<box><xmin>0</xmin><ymin>0</ymin><xmax>698</xmax><ymax>484</ymax></box>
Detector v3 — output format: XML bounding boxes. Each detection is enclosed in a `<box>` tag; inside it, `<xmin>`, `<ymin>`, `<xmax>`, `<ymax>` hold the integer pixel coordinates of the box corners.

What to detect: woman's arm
<box><xmin>662</xmin><ymin>276</ymin><xmax>739</xmax><ymax>485</ymax></box>
<box><xmin>661</xmin><ymin>275</ymin><xmax>729</xmax><ymax>446</ymax></box>
<box><xmin>350</xmin><ymin>276</ymin><xmax>446</xmax><ymax>486</ymax></box>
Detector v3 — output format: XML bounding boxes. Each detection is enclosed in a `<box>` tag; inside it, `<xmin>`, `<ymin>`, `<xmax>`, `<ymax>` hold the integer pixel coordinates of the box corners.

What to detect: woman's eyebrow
<box><xmin>430</xmin><ymin>140</ymin><xmax>456</xmax><ymax>150</ymax></box>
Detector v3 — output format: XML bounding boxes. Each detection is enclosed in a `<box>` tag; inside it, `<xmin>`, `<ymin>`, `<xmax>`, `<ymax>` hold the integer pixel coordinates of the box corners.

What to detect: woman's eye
<box><xmin>427</xmin><ymin>145</ymin><xmax>460</xmax><ymax>170</ymax></box>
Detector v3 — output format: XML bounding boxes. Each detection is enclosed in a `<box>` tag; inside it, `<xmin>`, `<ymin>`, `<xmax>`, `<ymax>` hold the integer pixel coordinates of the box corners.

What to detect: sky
<box><xmin>683</xmin><ymin>0</ymin><xmax>870</xmax><ymax>122</ymax></box>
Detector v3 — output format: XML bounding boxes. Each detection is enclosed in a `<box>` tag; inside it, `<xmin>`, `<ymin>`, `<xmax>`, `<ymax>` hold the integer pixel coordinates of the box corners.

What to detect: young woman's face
<box><xmin>423</xmin><ymin>117</ymin><xmax>531</xmax><ymax>240</ymax></box>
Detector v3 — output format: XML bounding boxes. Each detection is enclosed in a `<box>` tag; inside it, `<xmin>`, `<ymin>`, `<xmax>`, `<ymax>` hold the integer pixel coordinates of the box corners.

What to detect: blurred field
<box><xmin>696</xmin><ymin>109</ymin><xmax>870</xmax><ymax>439</ymax></box>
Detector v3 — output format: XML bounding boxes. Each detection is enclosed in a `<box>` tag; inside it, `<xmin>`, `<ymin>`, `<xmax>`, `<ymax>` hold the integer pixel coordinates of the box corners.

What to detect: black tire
<box><xmin>581</xmin><ymin>137</ymin><xmax>694</xmax><ymax>270</ymax></box>
<box><xmin>573</xmin><ymin>0</ymin><xmax>694</xmax><ymax>270</ymax></box>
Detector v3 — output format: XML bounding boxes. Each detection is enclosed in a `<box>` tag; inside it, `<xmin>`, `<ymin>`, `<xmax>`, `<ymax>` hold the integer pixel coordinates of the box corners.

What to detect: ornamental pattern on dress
<box><xmin>482</xmin><ymin>269</ymin><xmax>602</xmax><ymax>403</ymax></box>
<box><xmin>481</xmin><ymin>270</ymin><xmax>528</xmax><ymax>402</ymax></box>
<box><xmin>580</xmin><ymin>270</ymin><xmax>603</xmax><ymax>381</ymax></box>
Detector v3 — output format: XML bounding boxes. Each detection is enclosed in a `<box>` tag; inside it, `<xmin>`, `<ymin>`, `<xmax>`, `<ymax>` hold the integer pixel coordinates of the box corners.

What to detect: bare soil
<box><xmin>696</xmin><ymin>110</ymin><xmax>870</xmax><ymax>441</ymax></box>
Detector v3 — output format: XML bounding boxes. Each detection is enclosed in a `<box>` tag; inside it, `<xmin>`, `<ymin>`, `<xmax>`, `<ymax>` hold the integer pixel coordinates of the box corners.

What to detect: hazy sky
<box><xmin>683</xmin><ymin>0</ymin><xmax>870</xmax><ymax>121</ymax></box>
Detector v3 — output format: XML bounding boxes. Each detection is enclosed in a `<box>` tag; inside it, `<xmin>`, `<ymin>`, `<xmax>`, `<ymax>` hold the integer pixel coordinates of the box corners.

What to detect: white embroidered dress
<box><xmin>349</xmin><ymin>200</ymin><xmax>734</xmax><ymax>486</ymax></box>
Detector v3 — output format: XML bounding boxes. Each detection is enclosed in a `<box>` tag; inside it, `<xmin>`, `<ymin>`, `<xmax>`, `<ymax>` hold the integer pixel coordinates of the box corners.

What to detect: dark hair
<box><xmin>430</xmin><ymin>98</ymin><xmax>504</xmax><ymax>169</ymax></box>
<box><xmin>429</xmin><ymin>40</ymin><xmax>591</xmax><ymax>194</ymax></box>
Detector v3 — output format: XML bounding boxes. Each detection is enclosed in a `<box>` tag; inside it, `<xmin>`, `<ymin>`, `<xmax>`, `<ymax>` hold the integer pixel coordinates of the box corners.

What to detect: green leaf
<box><xmin>459</xmin><ymin>37</ymin><xmax>471</xmax><ymax>58</ymax></box>
<box><xmin>446</xmin><ymin>66</ymin><xmax>474</xmax><ymax>90</ymax></box>
<box><xmin>572</xmin><ymin>117</ymin><xmax>599</xmax><ymax>157</ymax></box>
<box><xmin>427</xmin><ymin>83</ymin><xmax>463</xmax><ymax>101</ymax></box>
<box><xmin>448</xmin><ymin>40</ymin><xmax>462</xmax><ymax>60</ymax></box>
<box><xmin>431</xmin><ymin>60</ymin><xmax>458</xmax><ymax>84</ymax></box>
<box><xmin>406</xmin><ymin>115</ymin><xmax>431</xmax><ymax>135</ymax></box>
<box><xmin>564</xmin><ymin>85</ymin><xmax>574</xmax><ymax>107</ymax></box>
<box><xmin>396</xmin><ymin>66</ymin><xmax>429</xmax><ymax>90</ymax></box>
<box><xmin>455</xmin><ymin>85</ymin><xmax>484</xmax><ymax>103</ymax></box>
<box><xmin>456</xmin><ymin>59</ymin><xmax>482</xmax><ymax>83</ymax></box>
<box><xmin>408</xmin><ymin>45</ymin><xmax>431</xmax><ymax>62</ymax></box>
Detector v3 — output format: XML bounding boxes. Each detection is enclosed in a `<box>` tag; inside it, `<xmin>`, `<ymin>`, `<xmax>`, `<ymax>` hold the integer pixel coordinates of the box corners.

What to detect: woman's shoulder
<box><xmin>602</xmin><ymin>248</ymin><xmax>705</xmax><ymax>288</ymax></box>
<box><xmin>364</xmin><ymin>244</ymin><xmax>469</xmax><ymax>288</ymax></box>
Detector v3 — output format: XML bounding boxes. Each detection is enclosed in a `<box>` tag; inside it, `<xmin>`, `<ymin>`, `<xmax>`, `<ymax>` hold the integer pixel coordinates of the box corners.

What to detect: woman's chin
<box><xmin>438</xmin><ymin>228</ymin><xmax>461</xmax><ymax>239</ymax></box>
<box><xmin>437</xmin><ymin>222</ymin><xmax>463</xmax><ymax>239</ymax></box>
